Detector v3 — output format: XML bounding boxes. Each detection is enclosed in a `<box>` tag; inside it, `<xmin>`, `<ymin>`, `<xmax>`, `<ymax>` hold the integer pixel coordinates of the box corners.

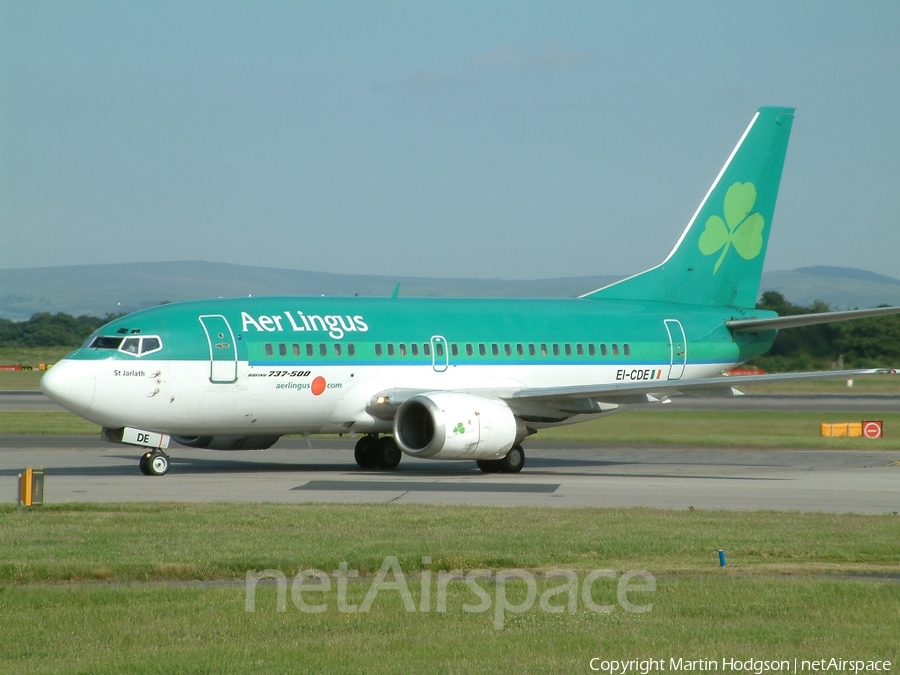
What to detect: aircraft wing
<box><xmin>508</xmin><ymin>368</ymin><xmax>884</xmax><ymax>403</ymax></box>
<box><xmin>367</xmin><ymin>369</ymin><xmax>885</xmax><ymax>423</ymax></box>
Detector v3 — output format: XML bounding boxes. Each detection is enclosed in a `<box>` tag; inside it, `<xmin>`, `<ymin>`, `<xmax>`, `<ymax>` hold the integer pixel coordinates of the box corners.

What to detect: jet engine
<box><xmin>172</xmin><ymin>435</ymin><xmax>281</xmax><ymax>450</ymax></box>
<box><xmin>393</xmin><ymin>392</ymin><xmax>525</xmax><ymax>460</ymax></box>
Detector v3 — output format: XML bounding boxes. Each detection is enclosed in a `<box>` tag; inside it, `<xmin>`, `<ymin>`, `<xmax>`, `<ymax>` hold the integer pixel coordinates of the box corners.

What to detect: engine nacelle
<box><xmin>393</xmin><ymin>392</ymin><xmax>522</xmax><ymax>460</ymax></box>
<box><xmin>172</xmin><ymin>435</ymin><xmax>281</xmax><ymax>450</ymax></box>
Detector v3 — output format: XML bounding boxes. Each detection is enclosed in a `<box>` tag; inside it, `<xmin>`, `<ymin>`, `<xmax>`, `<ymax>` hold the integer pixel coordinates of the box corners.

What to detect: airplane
<box><xmin>41</xmin><ymin>106</ymin><xmax>900</xmax><ymax>476</ymax></box>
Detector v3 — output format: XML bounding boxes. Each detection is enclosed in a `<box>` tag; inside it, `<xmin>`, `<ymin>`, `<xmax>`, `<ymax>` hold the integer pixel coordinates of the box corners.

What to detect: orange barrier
<box><xmin>821</xmin><ymin>421</ymin><xmax>883</xmax><ymax>438</ymax></box>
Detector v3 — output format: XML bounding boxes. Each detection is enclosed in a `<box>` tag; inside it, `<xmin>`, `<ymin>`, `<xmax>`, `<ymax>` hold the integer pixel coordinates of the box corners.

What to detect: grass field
<box><xmin>4</xmin><ymin>409</ymin><xmax>900</xmax><ymax>449</ymax></box>
<box><xmin>0</xmin><ymin>368</ymin><xmax>49</xmax><ymax>390</ymax></box>
<box><xmin>0</xmin><ymin>346</ymin><xmax>72</xmax><ymax>370</ymax></box>
<box><xmin>741</xmin><ymin>375</ymin><xmax>900</xmax><ymax>394</ymax></box>
<box><xmin>539</xmin><ymin>410</ymin><xmax>900</xmax><ymax>448</ymax></box>
<box><xmin>0</xmin><ymin>411</ymin><xmax>101</xmax><ymax>434</ymax></box>
<box><xmin>1</xmin><ymin>504</ymin><xmax>897</xmax><ymax>673</ymax></box>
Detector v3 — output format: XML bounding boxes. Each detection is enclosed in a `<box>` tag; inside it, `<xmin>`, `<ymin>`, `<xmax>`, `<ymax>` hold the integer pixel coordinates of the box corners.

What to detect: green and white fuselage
<box><xmin>47</xmin><ymin>295</ymin><xmax>775</xmax><ymax>436</ymax></box>
<box><xmin>42</xmin><ymin>107</ymin><xmax>899</xmax><ymax>475</ymax></box>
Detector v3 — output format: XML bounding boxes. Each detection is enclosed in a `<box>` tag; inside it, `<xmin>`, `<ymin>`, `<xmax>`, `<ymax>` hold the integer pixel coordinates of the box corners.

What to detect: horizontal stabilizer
<box><xmin>726</xmin><ymin>305</ymin><xmax>900</xmax><ymax>332</ymax></box>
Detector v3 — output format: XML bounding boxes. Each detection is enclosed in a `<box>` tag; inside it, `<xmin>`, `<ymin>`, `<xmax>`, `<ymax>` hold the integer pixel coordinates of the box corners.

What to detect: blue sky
<box><xmin>2</xmin><ymin>2</ymin><xmax>899</xmax><ymax>280</ymax></box>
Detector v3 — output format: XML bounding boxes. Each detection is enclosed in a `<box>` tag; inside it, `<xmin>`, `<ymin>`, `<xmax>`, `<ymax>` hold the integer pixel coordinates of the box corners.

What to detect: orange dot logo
<box><xmin>311</xmin><ymin>376</ymin><xmax>326</xmax><ymax>396</ymax></box>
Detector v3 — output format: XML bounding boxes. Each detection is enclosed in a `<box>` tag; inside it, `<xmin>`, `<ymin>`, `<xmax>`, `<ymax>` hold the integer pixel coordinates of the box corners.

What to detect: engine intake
<box><xmin>393</xmin><ymin>392</ymin><xmax>523</xmax><ymax>460</ymax></box>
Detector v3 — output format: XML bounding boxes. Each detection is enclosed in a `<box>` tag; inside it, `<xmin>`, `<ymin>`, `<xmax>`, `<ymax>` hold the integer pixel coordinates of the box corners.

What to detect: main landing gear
<box><xmin>354</xmin><ymin>435</ymin><xmax>402</xmax><ymax>470</ymax></box>
<box><xmin>139</xmin><ymin>450</ymin><xmax>170</xmax><ymax>476</ymax></box>
<box><xmin>352</xmin><ymin>437</ymin><xmax>525</xmax><ymax>473</ymax></box>
<box><xmin>476</xmin><ymin>445</ymin><xmax>525</xmax><ymax>474</ymax></box>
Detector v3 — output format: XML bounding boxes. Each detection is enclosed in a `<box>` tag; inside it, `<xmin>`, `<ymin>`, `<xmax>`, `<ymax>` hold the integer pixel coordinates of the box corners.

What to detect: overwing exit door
<box><xmin>431</xmin><ymin>335</ymin><xmax>449</xmax><ymax>372</ymax></box>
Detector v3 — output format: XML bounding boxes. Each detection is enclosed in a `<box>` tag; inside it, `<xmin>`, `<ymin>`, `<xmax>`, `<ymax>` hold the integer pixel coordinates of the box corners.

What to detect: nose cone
<box><xmin>41</xmin><ymin>360</ymin><xmax>96</xmax><ymax>415</ymax></box>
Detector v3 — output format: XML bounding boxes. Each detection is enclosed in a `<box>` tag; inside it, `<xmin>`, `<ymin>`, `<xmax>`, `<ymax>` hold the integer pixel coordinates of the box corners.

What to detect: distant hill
<box><xmin>0</xmin><ymin>261</ymin><xmax>620</xmax><ymax>320</ymax></box>
<box><xmin>1</xmin><ymin>261</ymin><xmax>899</xmax><ymax>320</ymax></box>
<box><xmin>758</xmin><ymin>267</ymin><xmax>900</xmax><ymax>309</ymax></box>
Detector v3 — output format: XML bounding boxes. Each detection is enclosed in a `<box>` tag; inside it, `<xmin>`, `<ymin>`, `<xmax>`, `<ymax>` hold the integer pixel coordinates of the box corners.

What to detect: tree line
<box><xmin>1</xmin><ymin>295</ymin><xmax>899</xmax><ymax>371</ymax></box>
<box><xmin>746</xmin><ymin>292</ymin><xmax>900</xmax><ymax>371</ymax></box>
<box><xmin>0</xmin><ymin>312</ymin><xmax>115</xmax><ymax>348</ymax></box>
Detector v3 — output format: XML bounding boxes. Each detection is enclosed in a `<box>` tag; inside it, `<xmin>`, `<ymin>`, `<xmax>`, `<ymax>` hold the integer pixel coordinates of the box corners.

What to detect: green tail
<box><xmin>583</xmin><ymin>106</ymin><xmax>794</xmax><ymax>308</ymax></box>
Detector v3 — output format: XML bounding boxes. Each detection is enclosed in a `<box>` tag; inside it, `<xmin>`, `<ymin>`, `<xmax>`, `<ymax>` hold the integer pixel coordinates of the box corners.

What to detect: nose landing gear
<box><xmin>139</xmin><ymin>450</ymin><xmax>170</xmax><ymax>476</ymax></box>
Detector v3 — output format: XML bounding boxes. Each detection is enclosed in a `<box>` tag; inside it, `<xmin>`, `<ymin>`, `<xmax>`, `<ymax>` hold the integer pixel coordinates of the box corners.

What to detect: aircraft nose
<box><xmin>41</xmin><ymin>360</ymin><xmax>96</xmax><ymax>415</ymax></box>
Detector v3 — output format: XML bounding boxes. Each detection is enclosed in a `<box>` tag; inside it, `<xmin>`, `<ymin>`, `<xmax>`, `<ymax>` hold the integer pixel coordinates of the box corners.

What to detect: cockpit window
<box><xmin>89</xmin><ymin>336</ymin><xmax>124</xmax><ymax>350</ymax></box>
<box><xmin>121</xmin><ymin>337</ymin><xmax>140</xmax><ymax>354</ymax></box>
<box><xmin>141</xmin><ymin>337</ymin><xmax>161</xmax><ymax>354</ymax></box>
<box><xmin>88</xmin><ymin>335</ymin><xmax>162</xmax><ymax>356</ymax></box>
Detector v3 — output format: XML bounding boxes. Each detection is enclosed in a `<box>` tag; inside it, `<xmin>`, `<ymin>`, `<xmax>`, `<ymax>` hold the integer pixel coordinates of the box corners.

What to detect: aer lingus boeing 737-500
<box><xmin>41</xmin><ymin>107</ymin><xmax>900</xmax><ymax>476</ymax></box>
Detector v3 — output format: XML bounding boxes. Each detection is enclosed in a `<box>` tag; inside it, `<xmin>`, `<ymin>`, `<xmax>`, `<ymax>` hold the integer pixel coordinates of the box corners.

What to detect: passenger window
<box><xmin>438</xmin><ymin>343</ymin><xmax>446</xmax><ymax>357</ymax></box>
<box><xmin>612</xmin><ymin>344</ymin><xmax>619</xmax><ymax>356</ymax></box>
<box><xmin>292</xmin><ymin>344</ymin><xmax>300</xmax><ymax>356</ymax></box>
<box><xmin>448</xmin><ymin>344</ymin><xmax>456</xmax><ymax>357</ymax></box>
<box><xmin>576</xmin><ymin>344</ymin><xmax>583</xmax><ymax>356</ymax></box>
<box><xmin>399</xmin><ymin>343</ymin><xmax>407</xmax><ymax>356</ymax></box>
<box><xmin>334</xmin><ymin>344</ymin><xmax>342</xmax><ymax>356</ymax></box>
<box><xmin>552</xmin><ymin>344</ymin><xmax>559</xmax><ymax>356</ymax></box>
<box><xmin>504</xmin><ymin>344</ymin><xmax>511</xmax><ymax>356</ymax></box>
<box><xmin>411</xmin><ymin>343</ymin><xmax>419</xmax><ymax>356</ymax></box>
<box><xmin>265</xmin><ymin>343</ymin><xmax>273</xmax><ymax>357</ymax></box>
<box><xmin>423</xmin><ymin>343</ymin><xmax>431</xmax><ymax>357</ymax></box>
<box><xmin>320</xmin><ymin>344</ymin><xmax>328</xmax><ymax>357</ymax></box>
<box><xmin>279</xmin><ymin>343</ymin><xmax>287</xmax><ymax>356</ymax></box>
<box><xmin>564</xmin><ymin>344</ymin><xmax>571</xmax><ymax>356</ymax></box>
<box><xmin>141</xmin><ymin>337</ymin><xmax>161</xmax><ymax>354</ymax></box>
<box><xmin>387</xmin><ymin>344</ymin><xmax>395</xmax><ymax>357</ymax></box>
<box><xmin>600</xmin><ymin>344</ymin><xmax>608</xmax><ymax>356</ymax></box>
<box><xmin>306</xmin><ymin>344</ymin><xmax>314</xmax><ymax>357</ymax></box>
<box><xmin>529</xmin><ymin>344</ymin><xmax>536</xmax><ymax>356</ymax></box>
<box><xmin>479</xmin><ymin>344</ymin><xmax>486</xmax><ymax>357</ymax></box>
<box><xmin>348</xmin><ymin>344</ymin><xmax>355</xmax><ymax>356</ymax></box>
<box><xmin>466</xmin><ymin>344</ymin><xmax>473</xmax><ymax>357</ymax></box>
<box><xmin>588</xmin><ymin>344</ymin><xmax>596</xmax><ymax>356</ymax></box>
<box><xmin>516</xmin><ymin>344</ymin><xmax>524</xmax><ymax>356</ymax></box>
<box><xmin>492</xmin><ymin>344</ymin><xmax>499</xmax><ymax>357</ymax></box>
<box><xmin>540</xmin><ymin>344</ymin><xmax>548</xmax><ymax>356</ymax></box>
<box><xmin>375</xmin><ymin>344</ymin><xmax>383</xmax><ymax>356</ymax></box>
<box><xmin>624</xmin><ymin>344</ymin><xmax>631</xmax><ymax>356</ymax></box>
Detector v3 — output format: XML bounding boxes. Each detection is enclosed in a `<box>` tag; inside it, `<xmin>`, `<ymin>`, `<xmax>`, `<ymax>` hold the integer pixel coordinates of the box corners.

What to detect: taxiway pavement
<box><xmin>2</xmin><ymin>436</ymin><xmax>898</xmax><ymax>513</ymax></box>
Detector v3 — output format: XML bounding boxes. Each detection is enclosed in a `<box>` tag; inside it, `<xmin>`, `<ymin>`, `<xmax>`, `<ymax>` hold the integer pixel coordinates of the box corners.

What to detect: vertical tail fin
<box><xmin>583</xmin><ymin>107</ymin><xmax>794</xmax><ymax>308</ymax></box>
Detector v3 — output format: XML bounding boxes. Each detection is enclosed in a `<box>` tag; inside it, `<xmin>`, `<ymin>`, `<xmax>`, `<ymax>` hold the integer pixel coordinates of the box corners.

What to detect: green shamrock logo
<box><xmin>698</xmin><ymin>182</ymin><xmax>765</xmax><ymax>274</ymax></box>
<box><xmin>452</xmin><ymin>422</ymin><xmax>465</xmax><ymax>435</ymax></box>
